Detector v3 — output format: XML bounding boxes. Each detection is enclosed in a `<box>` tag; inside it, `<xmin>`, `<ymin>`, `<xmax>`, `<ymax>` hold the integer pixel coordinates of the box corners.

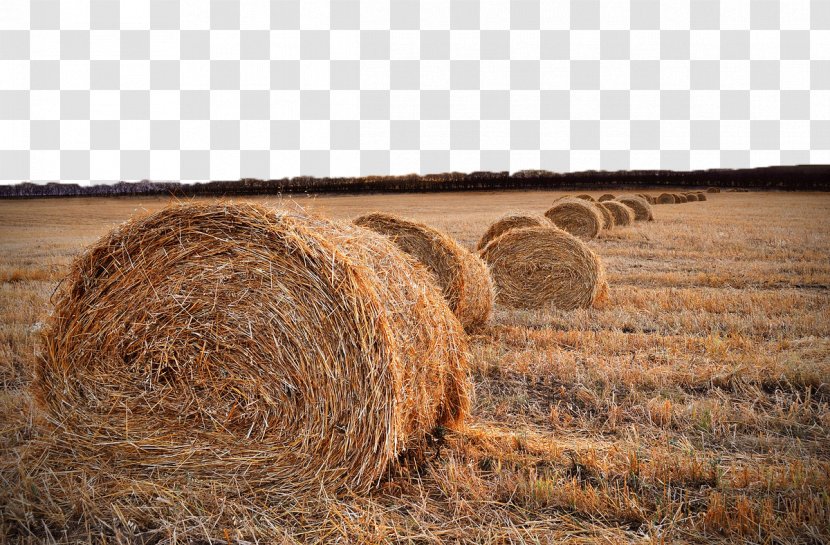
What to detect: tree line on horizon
<box><xmin>1</xmin><ymin>165</ymin><xmax>827</xmax><ymax>198</ymax></box>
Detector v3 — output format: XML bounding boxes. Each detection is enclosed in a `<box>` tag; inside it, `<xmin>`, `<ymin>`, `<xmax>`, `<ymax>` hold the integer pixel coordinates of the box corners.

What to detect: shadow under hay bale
<box><xmin>354</xmin><ymin>212</ymin><xmax>494</xmax><ymax>332</ymax></box>
<box><xmin>544</xmin><ymin>198</ymin><xmax>604</xmax><ymax>240</ymax></box>
<box><xmin>601</xmin><ymin>200</ymin><xmax>635</xmax><ymax>226</ymax></box>
<box><xmin>479</xmin><ymin>226</ymin><xmax>605</xmax><ymax>310</ymax></box>
<box><xmin>477</xmin><ymin>213</ymin><xmax>548</xmax><ymax>251</ymax></box>
<box><xmin>595</xmin><ymin>202</ymin><xmax>616</xmax><ymax>230</ymax></box>
<box><xmin>36</xmin><ymin>202</ymin><xmax>470</xmax><ymax>497</ymax></box>
<box><xmin>616</xmin><ymin>195</ymin><xmax>655</xmax><ymax>221</ymax></box>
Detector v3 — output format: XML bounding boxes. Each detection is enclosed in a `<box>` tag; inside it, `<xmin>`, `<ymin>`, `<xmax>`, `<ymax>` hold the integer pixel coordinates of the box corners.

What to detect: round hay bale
<box><xmin>674</xmin><ymin>193</ymin><xmax>688</xmax><ymax>203</ymax></box>
<box><xmin>36</xmin><ymin>203</ymin><xmax>470</xmax><ymax>494</ymax></box>
<box><xmin>595</xmin><ymin>202</ymin><xmax>616</xmax><ymax>230</ymax></box>
<box><xmin>575</xmin><ymin>194</ymin><xmax>596</xmax><ymax>202</ymax></box>
<box><xmin>544</xmin><ymin>198</ymin><xmax>604</xmax><ymax>239</ymax></box>
<box><xmin>684</xmin><ymin>193</ymin><xmax>699</xmax><ymax>201</ymax></box>
<box><xmin>657</xmin><ymin>193</ymin><xmax>676</xmax><ymax>204</ymax></box>
<box><xmin>354</xmin><ymin>213</ymin><xmax>494</xmax><ymax>331</ymax></box>
<box><xmin>616</xmin><ymin>195</ymin><xmax>654</xmax><ymax>221</ymax></box>
<box><xmin>598</xmin><ymin>194</ymin><xmax>615</xmax><ymax>202</ymax></box>
<box><xmin>706</xmin><ymin>187</ymin><xmax>720</xmax><ymax>193</ymax></box>
<box><xmin>695</xmin><ymin>192</ymin><xmax>707</xmax><ymax>201</ymax></box>
<box><xmin>479</xmin><ymin>226</ymin><xmax>605</xmax><ymax>310</ymax></box>
<box><xmin>601</xmin><ymin>200</ymin><xmax>635</xmax><ymax>227</ymax></box>
<box><xmin>477</xmin><ymin>213</ymin><xmax>547</xmax><ymax>251</ymax></box>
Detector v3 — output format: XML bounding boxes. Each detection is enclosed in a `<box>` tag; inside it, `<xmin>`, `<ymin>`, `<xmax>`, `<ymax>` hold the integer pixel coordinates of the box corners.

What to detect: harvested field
<box><xmin>1</xmin><ymin>190</ymin><xmax>829</xmax><ymax>544</ymax></box>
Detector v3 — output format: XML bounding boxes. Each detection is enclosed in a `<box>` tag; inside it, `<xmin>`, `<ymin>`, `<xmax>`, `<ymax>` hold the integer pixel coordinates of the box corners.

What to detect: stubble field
<box><xmin>1</xmin><ymin>190</ymin><xmax>829</xmax><ymax>543</ymax></box>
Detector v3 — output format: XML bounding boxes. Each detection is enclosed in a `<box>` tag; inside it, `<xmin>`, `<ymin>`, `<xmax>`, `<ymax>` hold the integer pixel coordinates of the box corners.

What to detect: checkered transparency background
<box><xmin>0</xmin><ymin>0</ymin><xmax>829</xmax><ymax>184</ymax></box>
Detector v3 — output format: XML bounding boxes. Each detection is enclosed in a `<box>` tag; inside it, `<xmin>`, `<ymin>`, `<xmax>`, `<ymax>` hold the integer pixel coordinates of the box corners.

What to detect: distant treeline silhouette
<box><xmin>1</xmin><ymin>165</ymin><xmax>828</xmax><ymax>199</ymax></box>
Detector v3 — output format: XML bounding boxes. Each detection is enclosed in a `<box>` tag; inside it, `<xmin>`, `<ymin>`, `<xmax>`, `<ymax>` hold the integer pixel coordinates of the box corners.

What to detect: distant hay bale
<box><xmin>544</xmin><ymin>198</ymin><xmax>604</xmax><ymax>239</ymax></box>
<box><xmin>601</xmin><ymin>200</ymin><xmax>635</xmax><ymax>226</ymax></box>
<box><xmin>477</xmin><ymin>213</ymin><xmax>547</xmax><ymax>251</ymax></box>
<box><xmin>354</xmin><ymin>213</ymin><xmax>494</xmax><ymax>331</ymax></box>
<box><xmin>595</xmin><ymin>202</ymin><xmax>616</xmax><ymax>230</ymax></box>
<box><xmin>657</xmin><ymin>193</ymin><xmax>676</xmax><ymax>204</ymax></box>
<box><xmin>675</xmin><ymin>193</ymin><xmax>688</xmax><ymax>203</ymax></box>
<box><xmin>575</xmin><ymin>194</ymin><xmax>596</xmax><ymax>202</ymax></box>
<box><xmin>598</xmin><ymin>194</ymin><xmax>615</xmax><ymax>202</ymax></box>
<box><xmin>706</xmin><ymin>187</ymin><xmax>720</xmax><ymax>193</ymax></box>
<box><xmin>684</xmin><ymin>193</ymin><xmax>699</xmax><ymax>201</ymax></box>
<box><xmin>479</xmin><ymin>226</ymin><xmax>605</xmax><ymax>310</ymax></box>
<box><xmin>617</xmin><ymin>195</ymin><xmax>654</xmax><ymax>221</ymax></box>
<box><xmin>695</xmin><ymin>192</ymin><xmax>707</xmax><ymax>201</ymax></box>
<box><xmin>36</xmin><ymin>203</ymin><xmax>470</xmax><ymax>495</ymax></box>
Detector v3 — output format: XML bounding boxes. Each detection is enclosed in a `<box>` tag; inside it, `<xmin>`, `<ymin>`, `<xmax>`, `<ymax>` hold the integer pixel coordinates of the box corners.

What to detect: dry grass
<box><xmin>354</xmin><ymin>212</ymin><xmax>494</xmax><ymax>331</ymax></box>
<box><xmin>1</xmin><ymin>190</ymin><xmax>829</xmax><ymax>544</ymax></box>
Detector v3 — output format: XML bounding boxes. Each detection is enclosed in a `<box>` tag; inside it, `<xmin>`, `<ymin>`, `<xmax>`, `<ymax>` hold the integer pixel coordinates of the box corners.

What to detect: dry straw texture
<box><xmin>544</xmin><ymin>199</ymin><xmax>604</xmax><ymax>240</ymax></box>
<box><xmin>479</xmin><ymin>226</ymin><xmax>605</xmax><ymax>310</ymax></box>
<box><xmin>706</xmin><ymin>187</ymin><xmax>721</xmax><ymax>193</ymax></box>
<box><xmin>601</xmin><ymin>200</ymin><xmax>635</xmax><ymax>226</ymax></box>
<box><xmin>617</xmin><ymin>195</ymin><xmax>655</xmax><ymax>221</ymax></box>
<box><xmin>575</xmin><ymin>194</ymin><xmax>596</xmax><ymax>202</ymax></box>
<box><xmin>675</xmin><ymin>194</ymin><xmax>688</xmax><ymax>203</ymax></box>
<box><xmin>36</xmin><ymin>202</ymin><xmax>470</xmax><ymax>498</ymax></box>
<box><xmin>696</xmin><ymin>192</ymin><xmax>707</xmax><ymax>201</ymax></box>
<box><xmin>684</xmin><ymin>193</ymin><xmax>699</xmax><ymax>201</ymax></box>
<box><xmin>598</xmin><ymin>194</ymin><xmax>615</xmax><ymax>202</ymax></box>
<box><xmin>658</xmin><ymin>193</ymin><xmax>677</xmax><ymax>204</ymax></box>
<box><xmin>477</xmin><ymin>213</ymin><xmax>547</xmax><ymax>251</ymax></box>
<box><xmin>354</xmin><ymin>213</ymin><xmax>494</xmax><ymax>331</ymax></box>
<box><xmin>595</xmin><ymin>202</ymin><xmax>616</xmax><ymax>230</ymax></box>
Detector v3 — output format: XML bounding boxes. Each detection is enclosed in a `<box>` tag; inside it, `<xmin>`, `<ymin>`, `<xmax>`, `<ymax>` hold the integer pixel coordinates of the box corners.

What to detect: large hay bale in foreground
<box><xmin>36</xmin><ymin>203</ymin><xmax>469</xmax><ymax>494</ymax></box>
<box><xmin>354</xmin><ymin>213</ymin><xmax>494</xmax><ymax>331</ymax></box>
<box><xmin>477</xmin><ymin>213</ymin><xmax>547</xmax><ymax>251</ymax></box>
<box><xmin>595</xmin><ymin>202</ymin><xmax>616</xmax><ymax>230</ymax></box>
<box><xmin>544</xmin><ymin>199</ymin><xmax>604</xmax><ymax>239</ymax></box>
<box><xmin>657</xmin><ymin>193</ymin><xmax>676</xmax><ymax>204</ymax></box>
<box><xmin>598</xmin><ymin>194</ymin><xmax>615</xmax><ymax>202</ymax></box>
<box><xmin>617</xmin><ymin>195</ymin><xmax>654</xmax><ymax>221</ymax></box>
<box><xmin>601</xmin><ymin>200</ymin><xmax>635</xmax><ymax>226</ymax></box>
<box><xmin>479</xmin><ymin>226</ymin><xmax>605</xmax><ymax>310</ymax></box>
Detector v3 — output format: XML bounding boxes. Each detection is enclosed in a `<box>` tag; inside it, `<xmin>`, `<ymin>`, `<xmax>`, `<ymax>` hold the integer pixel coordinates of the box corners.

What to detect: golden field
<box><xmin>1</xmin><ymin>190</ymin><xmax>829</xmax><ymax>543</ymax></box>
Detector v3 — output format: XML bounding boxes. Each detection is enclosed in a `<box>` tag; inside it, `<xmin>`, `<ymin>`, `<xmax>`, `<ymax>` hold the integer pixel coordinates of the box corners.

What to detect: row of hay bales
<box><xmin>34</xmin><ymin>188</ymin><xmax>702</xmax><ymax>499</ymax></box>
<box><xmin>540</xmin><ymin>193</ymin><xmax>653</xmax><ymax>240</ymax></box>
